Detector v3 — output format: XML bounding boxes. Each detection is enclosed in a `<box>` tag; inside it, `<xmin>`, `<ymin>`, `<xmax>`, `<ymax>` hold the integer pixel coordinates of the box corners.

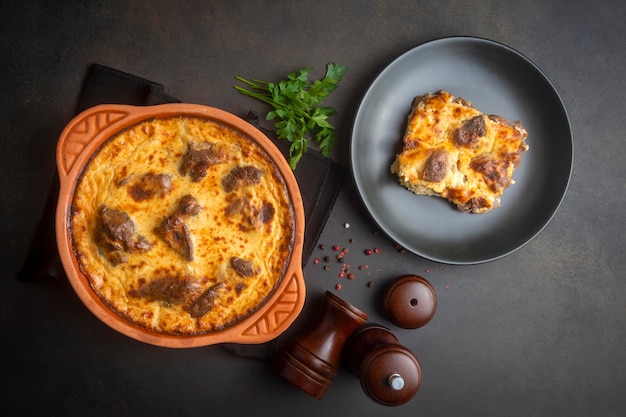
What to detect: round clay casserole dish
<box><xmin>56</xmin><ymin>104</ymin><xmax>306</xmax><ymax>347</ymax></box>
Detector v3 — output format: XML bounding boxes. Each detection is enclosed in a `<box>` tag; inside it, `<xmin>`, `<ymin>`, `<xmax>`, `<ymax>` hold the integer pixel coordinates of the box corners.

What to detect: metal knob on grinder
<box><xmin>344</xmin><ymin>324</ymin><xmax>422</xmax><ymax>406</ymax></box>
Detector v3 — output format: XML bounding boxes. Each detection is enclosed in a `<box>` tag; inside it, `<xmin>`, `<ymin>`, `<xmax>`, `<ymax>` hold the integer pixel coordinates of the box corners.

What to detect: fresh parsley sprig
<box><xmin>234</xmin><ymin>63</ymin><xmax>348</xmax><ymax>169</ymax></box>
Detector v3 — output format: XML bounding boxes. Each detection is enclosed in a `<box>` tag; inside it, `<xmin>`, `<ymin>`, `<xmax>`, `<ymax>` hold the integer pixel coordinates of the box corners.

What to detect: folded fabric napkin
<box><xmin>76</xmin><ymin>64</ymin><xmax>182</xmax><ymax>111</ymax></box>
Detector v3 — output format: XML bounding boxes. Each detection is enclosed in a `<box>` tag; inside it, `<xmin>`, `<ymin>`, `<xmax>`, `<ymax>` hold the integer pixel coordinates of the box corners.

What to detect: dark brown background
<box><xmin>2</xmin><ymin>1</ymin><xmax>624</xmax><ymax>416</ymax></box>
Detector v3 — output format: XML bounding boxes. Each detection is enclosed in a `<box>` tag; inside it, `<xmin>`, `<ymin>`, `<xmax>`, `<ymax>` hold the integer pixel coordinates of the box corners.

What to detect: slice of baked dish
<box><xmin>390</xmin><ymin>90</ymin><xmax>529</xmax><ymax>214</ymax></box>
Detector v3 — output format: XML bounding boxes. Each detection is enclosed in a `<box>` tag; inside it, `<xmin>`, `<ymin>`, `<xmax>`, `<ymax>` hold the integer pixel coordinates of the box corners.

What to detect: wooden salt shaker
<box><xmin>274</xmin><ymin>291</ymin><xmax>368</xmax><ymax>399</ymax></box>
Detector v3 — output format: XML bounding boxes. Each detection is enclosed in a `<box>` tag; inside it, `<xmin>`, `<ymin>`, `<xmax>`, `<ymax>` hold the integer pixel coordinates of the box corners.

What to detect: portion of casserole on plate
<box><xmin>391</xmin><ymin>90</ymin><xmax>529</xmax><ymax>213</ymax></box>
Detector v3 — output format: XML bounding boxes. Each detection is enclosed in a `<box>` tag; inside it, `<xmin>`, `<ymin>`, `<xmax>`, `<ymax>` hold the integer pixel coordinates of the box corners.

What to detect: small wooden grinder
<box><xmin>274</xmin><ymin>291</ymin><xmax>368</xmax><ymax>399</ymax></box>
<box><xmin>343</xmin><ymin>324</ymin><xmax>421</xmax><ymax>406</ymax></box>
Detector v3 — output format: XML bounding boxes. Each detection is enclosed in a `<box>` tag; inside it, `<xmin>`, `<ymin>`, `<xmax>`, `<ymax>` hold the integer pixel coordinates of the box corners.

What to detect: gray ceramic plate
<box><xmin>350</xmin><ymin>37</ymin><xmax>573</xmax><ymax>264</ymax></box>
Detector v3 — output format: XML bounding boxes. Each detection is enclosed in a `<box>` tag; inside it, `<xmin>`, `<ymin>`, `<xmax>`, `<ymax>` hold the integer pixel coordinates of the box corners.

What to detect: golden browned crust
<box><xmin>70</xmin><ymin>116</ymin><xmax>294</xmax><ymax>335</ymax></box>
<box><xmin>390</xmin><ymin>91</ymin><xmax>528</xmax><ymax>213</ymax></box>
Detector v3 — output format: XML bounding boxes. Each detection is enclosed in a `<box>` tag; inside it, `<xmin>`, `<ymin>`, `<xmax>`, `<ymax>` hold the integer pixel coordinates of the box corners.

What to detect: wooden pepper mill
<box><xmin>344</xmin><ymin>323</ymin><xmax>422</xmax><ymax>406</ymax></box>
<box><xmin>274</xmin><ymin>291</ymin><xmax>368</xmax><ymax>399</ymax></box>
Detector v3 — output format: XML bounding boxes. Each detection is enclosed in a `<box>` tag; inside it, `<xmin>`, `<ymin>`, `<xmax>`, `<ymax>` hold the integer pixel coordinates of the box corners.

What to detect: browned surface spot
<box><xmin>258</xmin><ymin>201</ymin><xmax>275</xmax><ymax>224</ymax></box>
<box><xmin>225</xmin><ymin>196</ymin><xmax>248</xmax><ymax>217</ymax></box>
<box><xmin>107</xmin><ymin>251</ymin><xmax>128</xmax><ymax>266</ymax></box>
<box><xmin>95</xmin><ymin>205</ymin><xmax>151</xmax><ymax>264</ymax></box>
<box><xmin>471</xmin><ymin>156</ymin><xmax>511</xmax><ymax>192</ymax></box>
<box><xmin>222</xmin><ymin>166</ymin><xmax>263</xmax><ymax>192</ymax></box>
<box><xmin>230</xmin><ymin>257</ymin><xmax>260</xmax><ymax>277</ymax></box>
<box><xmin>443</xmin><ymin>187</ymin><xmax>470</xmax><ymax>203</ymax></box>
<box><xmin>128</xmin><ymin>173</ymin><xmax>172</xmax><ymax>201</ymax></box>
<box><xmin>184</xmin><ymin>282</ymin><xmax>225</xmax><ymax>318</ymax></box>
<box><xmin>422</xmin><ymin>149</ymin><xmax>449</xmax><ymax>182</ymax></box>
<box><xmin>177</xmin><ymin>194</ymin><xmax>201</xmax><ymax>216</ymax></box>
<box><xmin>154</xmin><ymin>195</ymin><xmax>202</xmax><ymax>261</ymax></box>
<box><xmin>179</xmin><ymin>142</ymin><xmax>226</xmax><ymax>182</ymax></box>
<box><xmin>458</xmin><ymin>196</ymin><xmax>492</xmax><ymax>213</ymax></box>
<box><xmin>453</xmin><ymin>96</ymin><xmax>474</xmax><ymax>107</ymax></box>
<box><xmin>224</xmin><ymin>196</ymin><xmax>257</xmax><ymax>230</ymax></box>
<box><xmin>402</xmin><ymin>139</ymin><xmax>420</xmax><ymax>150</ymax></box>
<box><xmin>128</xmin><ymin>272</ymin><xmax>197</xmax><ymax>304</ymax></box>
<box><xmin>453</xmin><ymin>115</ymin><xmax>486</xmax><ymax>146</ymax></box>
<box><xmin>488</xmin><ymin>114</ymin><xmax>512</xmax><ymax>127</ymax></box>
<box><xmin>154</xmin><ymin>214</ymin><xmax>193</xmax><ymax>261</ymax></box>
<box><xmin>235</xmin><ymin>282</ymin><xmax>246</xmax><ymax>295</ymax></box>
<box><xmin>95</xmin><ymin>206</ymin><xmax>135</xmax><ymax>252</ymax></box>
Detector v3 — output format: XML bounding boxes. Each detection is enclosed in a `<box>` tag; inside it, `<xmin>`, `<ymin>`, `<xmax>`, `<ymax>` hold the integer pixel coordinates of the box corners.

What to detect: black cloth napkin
<box><xmin>76</xmin><ymin>64</ymin><xmax>182</xmax><ymax>111</ymax></box>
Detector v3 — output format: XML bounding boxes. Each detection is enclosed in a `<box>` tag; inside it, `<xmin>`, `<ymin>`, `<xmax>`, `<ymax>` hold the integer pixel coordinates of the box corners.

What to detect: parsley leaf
<box><xmin>234</xmin><ymin>63</ymin><xmax>348</xmax><ymax>169</ymax></box>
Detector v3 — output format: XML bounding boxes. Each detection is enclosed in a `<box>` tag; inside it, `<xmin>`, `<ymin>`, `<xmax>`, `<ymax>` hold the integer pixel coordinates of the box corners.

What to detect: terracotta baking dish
<box><xmin>55</xmin><ymin>103</ymin><xmax>306</xmax><ymax>348</ymax></box>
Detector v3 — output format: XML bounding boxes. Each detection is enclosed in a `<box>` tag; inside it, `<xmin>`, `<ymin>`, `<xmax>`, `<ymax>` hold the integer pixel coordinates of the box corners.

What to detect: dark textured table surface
<box><xmin>2</xmin><ymin>1</ymin><xmax>624</xmax><ymax>416</ymax></box>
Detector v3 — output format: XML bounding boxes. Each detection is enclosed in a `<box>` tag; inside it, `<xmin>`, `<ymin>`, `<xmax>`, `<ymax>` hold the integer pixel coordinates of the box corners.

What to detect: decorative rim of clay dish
<box><xmin>55</xmin><ymin>103</ymin><xmax>306</xmax><ymax>348</ymax></box>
